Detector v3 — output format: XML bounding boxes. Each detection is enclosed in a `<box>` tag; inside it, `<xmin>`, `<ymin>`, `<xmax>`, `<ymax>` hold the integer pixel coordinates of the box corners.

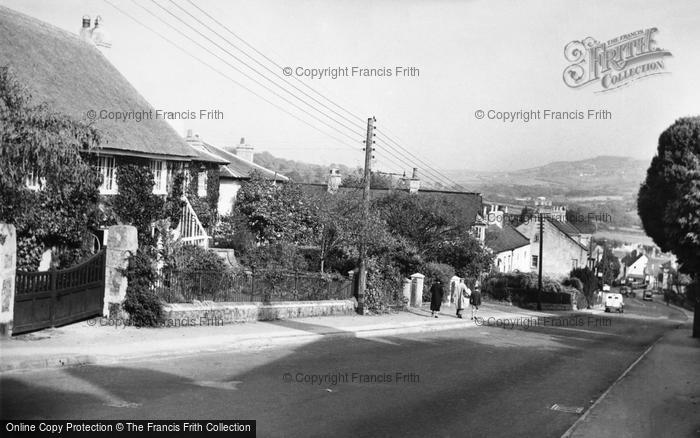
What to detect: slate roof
<box><xmin>484</xmin><ymin>224</ymin><xmax>530</xmax><ymax>254</ymax></box>
<box><xmin>198</xmin><ymin>142</ymin><xmax>288</xmax><ymax>182</ymax></box>
<box><xmin>0</xmin><ymin>6</ymin><xmax>198</xmax><ymax>159</ymax></box>
<box><xmin>301</xmin><ymin>183</ymin><xmax>483</xmax><ymax>226</ymax></box>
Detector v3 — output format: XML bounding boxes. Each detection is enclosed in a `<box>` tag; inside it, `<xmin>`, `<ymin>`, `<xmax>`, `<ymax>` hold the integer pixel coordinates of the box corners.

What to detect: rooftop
<box><xmin>0</xmin><ymin>6</ymin><xmax>197</xmax><ymax>159</ymax></box>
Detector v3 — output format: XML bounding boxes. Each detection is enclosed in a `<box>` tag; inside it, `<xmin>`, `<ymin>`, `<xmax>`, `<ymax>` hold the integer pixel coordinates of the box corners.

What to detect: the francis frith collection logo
<box><xmin>563</xmin><ymin>28</ymin><xmax>672</xmax><ymax>92</ymax></box>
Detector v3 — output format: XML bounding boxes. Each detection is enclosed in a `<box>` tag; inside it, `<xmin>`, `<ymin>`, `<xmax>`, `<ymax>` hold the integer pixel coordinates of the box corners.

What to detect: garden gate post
<box><xmin>104</xmin><ymin>225</ymin><xmax>138</xmax><ymax>318</ymax></box>
<box><xmin>0</xmin><ymin>224</ymin><xmax>16</xmax><ymax>337</ymax></box>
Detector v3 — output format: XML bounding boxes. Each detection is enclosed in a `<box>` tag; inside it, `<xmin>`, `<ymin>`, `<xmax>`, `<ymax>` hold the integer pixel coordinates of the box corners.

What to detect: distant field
<box><xmin>593</xmin><ymin>230</ymin><xmax>655</xmax><ymax>245</ymax></box>
<box><xmin>568</xmin><ymin>195</ymin><xmax>625</xmax><ymax>202</ymax></box>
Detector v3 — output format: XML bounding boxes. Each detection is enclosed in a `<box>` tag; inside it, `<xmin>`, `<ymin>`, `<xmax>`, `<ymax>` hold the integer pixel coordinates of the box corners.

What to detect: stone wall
<box><xmin>162</xmin><ymin>300</ymin><xmax>356</xmax><ymax>324</ymax></box>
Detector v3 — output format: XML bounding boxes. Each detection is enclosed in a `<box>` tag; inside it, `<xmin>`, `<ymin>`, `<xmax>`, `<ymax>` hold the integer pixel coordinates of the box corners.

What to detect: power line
<box><xmin>179</xmin><ymin>0</ymin><xmax>467</xmax><ymax>190</ymax></box>
<box><xmin>103</xmin><ymin>0</ymin><xmax>362</xmax><ymax>154</ymax></box>
<box><xmin>148</xmin><ymin>0</ymin><xmax>364</xmax><ymax>140</ymax></box>
<box><xmin>132</xmin><ymin>0</ymin><xmax>361</xmax><ymax>144</ymax></box>
<box><xmin>183</xmin><ymin>0</ymin><xmax>367</xmax><ymax>125</ymax></box>
<box><xmin>172</xmin><ymin>0</ymin><xmax>367</xmax><ymax>133</ymax></box>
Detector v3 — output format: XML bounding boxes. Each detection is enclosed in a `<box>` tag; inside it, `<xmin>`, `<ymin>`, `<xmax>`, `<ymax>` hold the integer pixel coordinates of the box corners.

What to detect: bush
<box><xmin>173</xmin><ymin>245</ymin><xmax>228</xmax><ymax>273</ymax></box>
<box><xmin>364</xmin><ymin>257</ymin><xmax>403</xmax><ymax>314</ymax></box>
<box><xmin>213</xmin><ymin>213</ymin><xmax>255</xmax><ymax>253</ymax></box>
<box><xmin>483</xmin><ymin>272</ymin><xmax>574</xmax><ymax>307</ymax></box>
<box><xmin>121</xmin><ymin>247</ymin><xmax>164</xmax><ymax>327</ymax></box>
<box><xmin>421</xmin><ymin>262</ymin><xmax>455</xmax><ymax>302</ymax></box>
<box><xmin>563</xmin><ymin>277</ymin><xmax>583</xmax><ymax>292</ymax></box>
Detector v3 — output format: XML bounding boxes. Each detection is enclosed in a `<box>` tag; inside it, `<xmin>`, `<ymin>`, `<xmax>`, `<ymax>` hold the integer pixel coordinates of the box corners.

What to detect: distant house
<box><xmin>517</xmin><ymin>217</ymin><xmax>590</xmax><ymax>279</ymax></box>
<box><xmin>301</xmin><ymin>170</ymin><xmax>487</xmax><ymax>243</ymax></box>
<box><xmin>620</xmin><ymin>253</ymin><xmax>649</xmax><ymax>282</ymax></box>
<box><xmin>0</xmin><ymin>7</ymin><xmax>224</xmax><ymax>245</ymax></box>
<box><xmin>185</xmin><ymin>134</ymin><xmax>288</xmax><ymax>216</ymax></box>
<box><xmin>484</xmin><ymin>224</ymin><xmax>531</xmax><ymax>273</ymax></box>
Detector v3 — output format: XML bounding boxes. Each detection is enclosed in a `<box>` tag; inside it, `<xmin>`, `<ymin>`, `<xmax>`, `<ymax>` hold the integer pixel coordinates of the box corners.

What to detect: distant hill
<box><xmin>442</xmin><ymin>155</ymin><xmax>650</xmax><ymax>199</ymax></box>
<box><xmin>253</xmin><ymin>151</ymin><xmax>359</xmax><ymax>184</ymax></box>
<box><xmin>254</xmin><ymin>152</ymin><xmax>651</xmax><ymax>200</ymax></box>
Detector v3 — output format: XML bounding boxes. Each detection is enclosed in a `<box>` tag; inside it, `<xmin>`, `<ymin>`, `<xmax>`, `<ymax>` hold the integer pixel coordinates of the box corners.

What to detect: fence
<box><xmin>175</xmin><ymin>196</ymin><xmax>209</xmax><ymax>248</ymax></box>
<box><xmin>155</xmin><ymin>269</ymin><xmax>354</xmax><ymax>303</ymax></box>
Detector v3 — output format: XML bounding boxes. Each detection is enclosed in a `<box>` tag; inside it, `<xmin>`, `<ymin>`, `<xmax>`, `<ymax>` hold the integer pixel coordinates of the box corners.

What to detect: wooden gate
<box><xmin>13</xmin><ymin>249</ymin><xmax>106</xmax><ymax>335</ymax></box>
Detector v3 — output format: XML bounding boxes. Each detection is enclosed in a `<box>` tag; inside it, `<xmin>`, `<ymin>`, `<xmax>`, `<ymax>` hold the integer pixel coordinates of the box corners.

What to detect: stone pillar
<box><xmin>410</xmin><ymin>273</ymin><xmax>425</xmax><ymax>308</ymax></box>
<box><xmin>402</xmin><ymin>278</ymin><xmax>411</xmax><ymax>306</ymax></box>
<box><xmin>104</xmin><ymin>225</ymin><xmax>137</xmax><ymax>318</ymax></box>
<box><xmin>0</xmin><ymin>224</ymin><xmax>17</xmax><ymax>337</ymax></box>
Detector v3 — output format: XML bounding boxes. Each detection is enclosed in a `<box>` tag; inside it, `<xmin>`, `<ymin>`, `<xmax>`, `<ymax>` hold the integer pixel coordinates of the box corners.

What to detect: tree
<box><xmin>570</xmin><ymin>267</ymin><xmax>597</xmax><ymax>308</ymax></box>
<box><xmin>596</xmin><ymin>246</ymin><xmax>620</xmax><ymax>286</ymax></box>
<box><xmin>235</xmin><ymin>170</ymin><xmax>318</xmax><ymax>245</ymax></box>
<box><xmin>638</xmin><ymin>116</ymin><xmax>700</xmax><ymax>337</ymax></box>
<box><xmin>0</xmin><ymin>67</ymin><xmax>102</xmax><ymax>270</ymax></box>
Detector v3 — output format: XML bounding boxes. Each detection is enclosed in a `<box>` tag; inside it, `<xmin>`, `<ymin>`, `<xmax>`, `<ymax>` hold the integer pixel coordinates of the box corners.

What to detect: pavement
<box><xmin>1</xmin><ymin>300</ymin><xmax>697</xmax><ymax>437</ymax></box>
<box><xmin>563</xmin><ymin>307</ymin><xmax>700</xmax><ymax>438</ymax></box>
<box><xmin>0</xmin><ymin>301</ymin><xmax>543</xmax><ymax>373</ymax></box>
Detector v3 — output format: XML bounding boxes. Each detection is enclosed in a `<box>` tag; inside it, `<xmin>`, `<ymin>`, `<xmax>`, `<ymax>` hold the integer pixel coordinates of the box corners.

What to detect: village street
<box><xmin>0</xmin><ymin>299</ymin><xmax>689</xmax><ymax>438</ymax></box>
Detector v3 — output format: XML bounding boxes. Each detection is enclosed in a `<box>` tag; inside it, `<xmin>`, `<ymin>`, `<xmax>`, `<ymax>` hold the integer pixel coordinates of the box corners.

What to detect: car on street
<box><xmin>604</xmin><ymin>292</ymin><xmax>624</xmax><ymax>313</ymax></box>
<box><xmin>643</xmin><ymin>290</ymin><xmax>654</xmax><ymax>301</ymax></box>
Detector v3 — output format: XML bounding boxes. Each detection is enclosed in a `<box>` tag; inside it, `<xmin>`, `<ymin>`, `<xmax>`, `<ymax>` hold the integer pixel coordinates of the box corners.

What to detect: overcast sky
<box><xmin>3</xmin><ymin>0</ymin><xmax>699</xmax><ymax>173</ymax></box>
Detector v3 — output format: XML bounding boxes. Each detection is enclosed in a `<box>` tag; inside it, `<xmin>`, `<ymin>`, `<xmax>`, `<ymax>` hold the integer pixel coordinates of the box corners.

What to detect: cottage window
<box><xmin>197</xmin><ymin>171</ymin><xmax>208</xmax><ymax>197</ymax></box>
<box><xmin>150</xmin><ymin>160</ymin><xmax>167</xmax><ymax>195</ymax></box>
<box><xmin>572</xmin><ymin>259</ymin><xmax>578</xmax><ymax>269</ymax></box>
<box><xmin>531</xmin><ymin>255</ymin><xmax>539</xmax><ymax>269</ymax></box>
<box><xmin>97</xmin><ymin>156</ymin><xmax>117</xmax><ymax>194</ymax></box>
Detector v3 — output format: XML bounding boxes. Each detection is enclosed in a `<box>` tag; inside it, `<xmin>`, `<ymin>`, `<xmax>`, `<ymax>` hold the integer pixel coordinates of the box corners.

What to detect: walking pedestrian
<box><xmin>470</xmin><ymin>282</ymin><xmax>482</xmax><ymax>320</ymax></box>
<box><xmin>454</xmin><ymin>278</ymin><xmax>471</xmax><ymax>319</ymax></box>
<box><xmin>430</xmin><ymin>278</ymin><xmax>445</xmax><ymax>318</ymax></box>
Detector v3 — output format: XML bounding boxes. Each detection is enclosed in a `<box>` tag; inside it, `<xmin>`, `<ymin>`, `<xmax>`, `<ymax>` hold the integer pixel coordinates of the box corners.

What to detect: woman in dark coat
<box><xmin>430</xmin><ymin>279</ymin><xmax>444</xmax><ymax>318</ymax></box>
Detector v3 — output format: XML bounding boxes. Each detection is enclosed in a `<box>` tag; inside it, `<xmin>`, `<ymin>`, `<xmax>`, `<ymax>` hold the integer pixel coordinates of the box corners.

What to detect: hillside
<box><xmin>442</xmin><ymin>155</ymin><xmax>649</xmax><ymax>198</ymax></box>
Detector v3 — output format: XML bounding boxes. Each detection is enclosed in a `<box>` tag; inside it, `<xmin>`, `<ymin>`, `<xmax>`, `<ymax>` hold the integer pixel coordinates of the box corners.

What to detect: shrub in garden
<box><xmin>420</xmin><ymin>262</ymin><xmax>455</xmax><ymax>302</ymax></box>
<box><xmin>121</xmin><ymin>247</ymin><xmax>164</xmax><ymax>327</ymax></box>
<box><xmin>364</xmin><ymin>257</ymin><xmax>403</xmax><ymax>314</ymax></box>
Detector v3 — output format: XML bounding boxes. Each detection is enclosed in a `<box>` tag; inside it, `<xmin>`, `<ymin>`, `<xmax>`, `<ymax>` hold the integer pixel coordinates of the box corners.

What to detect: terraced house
<box><xmin>0</xmin><ymin>7</ymin><xmax>226</xmax><ymax>246</ymax></box>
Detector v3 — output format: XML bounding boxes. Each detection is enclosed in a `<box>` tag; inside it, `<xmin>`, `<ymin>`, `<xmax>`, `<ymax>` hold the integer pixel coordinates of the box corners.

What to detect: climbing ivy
<box><xmin>0</xmin><ymin>67</ymin><xmax>102</xmax><ymax>270</ymax></box>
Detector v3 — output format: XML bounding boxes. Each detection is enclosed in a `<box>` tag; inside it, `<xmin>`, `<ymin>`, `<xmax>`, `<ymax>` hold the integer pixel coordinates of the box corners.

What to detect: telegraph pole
<box><xmin>537</xmin><ymin>212</ymin><xmax>544</xmax><ymax>311</ymax></box>
<box><xmin>357</xmin><ymin>116</ymin><xmax>376</xmax><ymax>315</ymax></box>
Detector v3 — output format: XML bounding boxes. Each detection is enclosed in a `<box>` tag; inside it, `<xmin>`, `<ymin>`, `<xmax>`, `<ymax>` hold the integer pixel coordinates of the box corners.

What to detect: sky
<box><xmin>2</xmin><ymin>0</ymin><xmax>699</xmax><ymax>175</ymax></box>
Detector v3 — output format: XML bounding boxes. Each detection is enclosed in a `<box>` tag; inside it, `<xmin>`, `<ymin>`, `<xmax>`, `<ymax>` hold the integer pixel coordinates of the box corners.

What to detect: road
<box><xmin>0</xmin><ymin>299</ymin><xmax>687</xmax><ymax>438</ymax></box>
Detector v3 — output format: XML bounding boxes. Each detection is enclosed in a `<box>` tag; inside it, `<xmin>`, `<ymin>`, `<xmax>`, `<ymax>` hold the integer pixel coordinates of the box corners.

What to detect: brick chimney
<box><xmin>408</xmin><ymin>167</ymin><xmax>420</xmax><ymax>194</ymax></box>
<box><xmin>79</xmin><ymin>15</ymin><xmax>91</xmax><ymax>43</ymax></box>
<box><xmin>235</xmin><ymin>137</ymin><xmax>255</xmax><ymax>162</ymax></box>
<box><xmin>327</xmin><ymin>168</ymin><xmax>342</xmax><ymax>193</ymax></box>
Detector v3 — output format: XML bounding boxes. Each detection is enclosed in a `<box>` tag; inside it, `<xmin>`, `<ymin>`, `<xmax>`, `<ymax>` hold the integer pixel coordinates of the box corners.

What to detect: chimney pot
<box><xmin>186</xmin><ymin>129</ymin><xmax>193</xmax><ymax>138</ymax></box>
<box><xmin>411</xmin><ymin>167</ymin><xmax>418</xmax><ymax>179</ymax></box>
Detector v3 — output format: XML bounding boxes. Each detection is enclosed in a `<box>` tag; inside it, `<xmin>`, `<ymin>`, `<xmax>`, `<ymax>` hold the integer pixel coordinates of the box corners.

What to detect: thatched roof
<box><xmin>0</xmin><ymin>6</ymin><xmax>197</xmax><ymax>159</ymax></box>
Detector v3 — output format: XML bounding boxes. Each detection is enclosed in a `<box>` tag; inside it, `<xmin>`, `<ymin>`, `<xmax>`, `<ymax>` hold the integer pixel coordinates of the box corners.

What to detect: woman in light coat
<box><xmin>454</xmin><ymin>278</ymin><xmax>471</xmax><ymax>318</ymax></box>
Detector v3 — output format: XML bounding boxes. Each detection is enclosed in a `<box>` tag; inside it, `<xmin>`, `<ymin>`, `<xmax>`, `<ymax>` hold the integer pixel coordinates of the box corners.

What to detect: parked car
<box><xmin>604</xmin><ymin>293</ymin><xmax>624</xmax><ymax>313</ymax></box>
<box><xmin>643</xmin><ymin>290</ymin><xmax>654</xmax><ymax>301</ymax></box>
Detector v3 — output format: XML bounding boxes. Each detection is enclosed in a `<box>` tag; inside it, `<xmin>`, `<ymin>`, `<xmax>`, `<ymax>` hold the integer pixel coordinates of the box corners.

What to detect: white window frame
<box><xmin>25</xmin><ymin>168</ymin><xmax>43</xmax><ymax>191</ymax></box>
<box><xmin>97</xmin><ymin>156</ymin><xmax>117</xmax><ymax>194</ymax></box>
<box><xmin>531</xmin><ymin>255</ymin><xmax>539</xmax><ymax>269</ymax></box>
<box><xmin>197</xmin><ymin>170</ymin><xmax>208</xmax><ymax>197</ymax></box>
<box><xmin>150</xmin><ymin>160</ymin><xmax>167</xmax><ymax>195</ymax></box>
